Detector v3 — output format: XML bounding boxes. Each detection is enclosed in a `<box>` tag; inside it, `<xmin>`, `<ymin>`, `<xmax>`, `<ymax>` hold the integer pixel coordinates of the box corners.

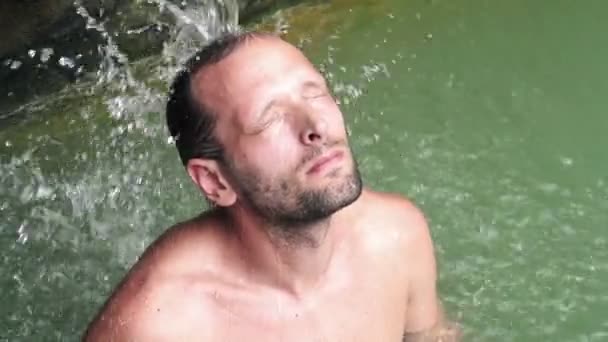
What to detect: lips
<box><xmin>306</xmin><ymin>150</ymin><xmax>344</xmax><ymax>175</ymax></box>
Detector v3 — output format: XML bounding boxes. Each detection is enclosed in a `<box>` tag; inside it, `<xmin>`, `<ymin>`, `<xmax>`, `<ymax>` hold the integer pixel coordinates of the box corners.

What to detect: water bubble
<box><xmin>28</xmin><ymin>49</ymin><xmax>36</xmax><ymax>58</ymax></box>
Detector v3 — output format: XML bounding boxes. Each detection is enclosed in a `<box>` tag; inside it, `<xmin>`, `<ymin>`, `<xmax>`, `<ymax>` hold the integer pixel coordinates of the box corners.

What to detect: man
<box><xmin>85</xmin><ymin>30</ymin><xmax>460</xmax><ymax>341</ymax></box>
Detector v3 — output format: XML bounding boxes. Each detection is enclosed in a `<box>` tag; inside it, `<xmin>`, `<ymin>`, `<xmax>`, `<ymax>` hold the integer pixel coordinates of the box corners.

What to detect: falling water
<box><xmin>3</xmin><ymin>0</ymin><xmax>608</xmax><ymax>340</ymax></box>
<box><xmin>1</xmin><ymin>0</ymin><xmax>241</xmax><ymax>338</ymax></box>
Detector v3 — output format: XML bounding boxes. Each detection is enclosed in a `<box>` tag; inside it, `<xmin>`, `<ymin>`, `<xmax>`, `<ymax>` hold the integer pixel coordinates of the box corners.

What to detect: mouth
<box><xmin>306</xmin><ymin>149</ymin><xmax>344</xmax><ymax>175</ymax></box>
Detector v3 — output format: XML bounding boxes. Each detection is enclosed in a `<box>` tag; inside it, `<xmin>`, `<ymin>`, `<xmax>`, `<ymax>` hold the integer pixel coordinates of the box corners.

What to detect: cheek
<box><xmin>318</xmin><ymin>100</ymin><xmax>347</xmax><ymax>131</ymax></box>
<box><xmin>269</xmin><ymin>141</ymin><xmax>300</xmax><ymax>172</ymax></box>
<box><xmin>327</xmin><ymin>111</ymin><xmax>349</xmax><ymax>138</ymax></box>
<box><xmin>244</xmin><ymin>138</ymin><xmax>300</xmax><ymax>176</ymax></box>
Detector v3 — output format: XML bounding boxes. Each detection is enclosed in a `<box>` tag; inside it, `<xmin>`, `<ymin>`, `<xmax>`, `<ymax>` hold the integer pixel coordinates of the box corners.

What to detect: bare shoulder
<box><xmin>84</xmin><ymin>210</ymin><xmax>228</xmax><ymax>341</ymax></box>
<box><xmin>355</xmin><ymin>189</ymin><xmax>433</xmax><ymax>250</ymax></box>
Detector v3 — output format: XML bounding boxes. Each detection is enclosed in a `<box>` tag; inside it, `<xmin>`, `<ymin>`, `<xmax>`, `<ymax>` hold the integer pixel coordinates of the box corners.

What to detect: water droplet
<box><xmin>35</xmin><ymin>185</ymin><xmax>54</xmax><ymax>199</ymax></box>
<box><xmin>17</xmin><ymin>223</ymin><xmax>29</xmax><ymax>244</ymax></box>
<box><xmin>10</xmin><ymin>60</ymin><xmax>22</xmax><ymax>70</ymax></box>
<box><xmin>40</xmin><ymin>48</ymin><xmax>54</xmax><ymax>63</ymax></box>
<box><xmin>58</xmin><ymin>57</ymin><xmax>75</xmax><ymax>69</ymax></box>
<box><xmin>559</xmin><ymin>156</ymin><xmax>574</xmax><ymax>167</ymax></box>
<box><xmin>560</xmin><ymin>225</ymin><xmax>575</xmax><ymax>236</ymax></box>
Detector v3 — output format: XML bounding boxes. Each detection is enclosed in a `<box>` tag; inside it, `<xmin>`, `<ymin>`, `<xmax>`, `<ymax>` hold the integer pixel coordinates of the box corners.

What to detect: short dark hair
<box><xmin>165</xmin><ymin>30</ymin><xmax>273</xmax><ymax>165</ymax></box>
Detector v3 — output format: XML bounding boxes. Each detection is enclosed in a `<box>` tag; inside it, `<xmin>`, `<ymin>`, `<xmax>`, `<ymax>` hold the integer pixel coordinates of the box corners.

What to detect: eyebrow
<box><xmin>254</xmin><ymin>79</ymin><xmax>328</xmax><ymax>120</ymax></box>
<box><xmin>302</xmin><ymin>80</ymin><xmax>327</xmax><ymax>92</ymax></box>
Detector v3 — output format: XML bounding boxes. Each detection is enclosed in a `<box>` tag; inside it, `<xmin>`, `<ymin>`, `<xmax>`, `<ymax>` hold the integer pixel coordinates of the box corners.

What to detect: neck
<box><xmin>228</xmin><ymin>207</ymin><xmax>339</xmax><ymax>298</ymax></box>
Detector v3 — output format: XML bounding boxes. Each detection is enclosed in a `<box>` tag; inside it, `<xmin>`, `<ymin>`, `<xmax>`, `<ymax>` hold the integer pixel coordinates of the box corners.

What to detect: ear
<box><xmin>186</xmin><ymin>159</ymin><xmax>237</xmax><ymax>207</ymax></box>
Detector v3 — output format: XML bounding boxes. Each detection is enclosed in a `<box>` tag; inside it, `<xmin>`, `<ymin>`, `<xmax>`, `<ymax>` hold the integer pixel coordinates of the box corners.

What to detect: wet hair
<box><xmin>166</xmin><ymin>30</ymin><xmax>274</xmax><ymax>165</ymax></box>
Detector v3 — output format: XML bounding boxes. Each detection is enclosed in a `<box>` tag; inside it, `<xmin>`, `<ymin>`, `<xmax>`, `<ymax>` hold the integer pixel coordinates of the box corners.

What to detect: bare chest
<box><xmin>207</xmin><ymin>274</ymin><xmax>407</xmax><ymax>342</ymax></box>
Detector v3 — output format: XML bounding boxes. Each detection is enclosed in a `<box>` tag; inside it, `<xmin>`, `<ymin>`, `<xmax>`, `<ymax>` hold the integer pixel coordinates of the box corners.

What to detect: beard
<box><xmin>222</xmin><ymin>143</ymin><xmax>363</xmax><ymax>234</ymax></box>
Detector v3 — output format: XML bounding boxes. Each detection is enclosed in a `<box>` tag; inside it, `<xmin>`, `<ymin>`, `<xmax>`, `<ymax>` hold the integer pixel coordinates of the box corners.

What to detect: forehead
<box><xmin>191</xmin><ymin>37</ymin><xmax>322</xmax><ymax>120</ymax></box>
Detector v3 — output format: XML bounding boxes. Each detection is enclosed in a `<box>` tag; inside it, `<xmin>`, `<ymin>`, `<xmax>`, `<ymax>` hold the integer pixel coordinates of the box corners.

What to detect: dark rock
<box><xmin>0</xmin><ymin>0</ymin><xmax>282</xmax><ymax>116</ymax></box>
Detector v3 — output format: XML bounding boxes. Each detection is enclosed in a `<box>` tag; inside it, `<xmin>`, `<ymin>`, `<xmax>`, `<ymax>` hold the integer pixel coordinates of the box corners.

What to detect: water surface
<box><xmin>1</xmin><ymin>0</ymin><xmax>607</xmax><ymax>340</ymax></box>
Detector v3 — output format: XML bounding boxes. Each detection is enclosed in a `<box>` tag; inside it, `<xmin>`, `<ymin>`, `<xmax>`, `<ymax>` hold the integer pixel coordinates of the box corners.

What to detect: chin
<box><xmin>328</xmin><ymin>169</ymin><xmax>363</xmax><ymax>210</ymax></box>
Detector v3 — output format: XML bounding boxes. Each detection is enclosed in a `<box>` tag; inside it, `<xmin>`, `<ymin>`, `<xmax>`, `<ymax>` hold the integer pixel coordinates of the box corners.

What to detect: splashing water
<box><xmin>2</xmin><ymin>0</ymin><xmax>608</xmax><ymax>341</ymax></box>
<box><xmin>0</xmin><ymin>0</ymin><xmax>242</xmax><ymax>338</ymax></box>
<box><xmin>157</xmin><ymin>0</ymin><xmax>240</xmax><ymax>85</ymax></box>
<box><xmin>74</xmin><ymin>0</ymin><xmax>137</xmax><ymax>89</ymax></box>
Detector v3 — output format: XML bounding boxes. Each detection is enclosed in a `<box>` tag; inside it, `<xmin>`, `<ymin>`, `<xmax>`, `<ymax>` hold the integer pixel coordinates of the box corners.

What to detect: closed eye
<box><xmin>247</xmin><ymin>110</ymin><xmax>282</xmax><ymax>135</ymax></box>
<box><xmin>305</xmin><ymin>90</ymin><xmax>331</xmax><ymax>100</ymax></box>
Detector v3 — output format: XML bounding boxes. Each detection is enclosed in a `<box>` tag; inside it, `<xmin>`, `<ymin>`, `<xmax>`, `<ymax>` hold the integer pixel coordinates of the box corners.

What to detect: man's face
<box><xmin>193</xmin><ymin>36</ymin><xmax>362</xmax><ymax>227</ymax></box>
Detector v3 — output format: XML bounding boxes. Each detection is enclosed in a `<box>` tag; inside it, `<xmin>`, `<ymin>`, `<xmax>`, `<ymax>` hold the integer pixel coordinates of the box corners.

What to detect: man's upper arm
<box><xmin>396</xmin><ymin>198</ymin><xmax>462</xmax><ymax>341</ymax></box>
<box><xmin>399</xmin><ymin>200</ymin><xmax>441</xmax><ymax>334</ymax></box>
<box><xmin>85</xmin><ymin>271</ymin><xmax>217</xmax><ymax>341</ymax></box>
<box><xmin>83</xmin><ymin>269</ymin><xmax>149</xmax><ymax>341</ymax></box>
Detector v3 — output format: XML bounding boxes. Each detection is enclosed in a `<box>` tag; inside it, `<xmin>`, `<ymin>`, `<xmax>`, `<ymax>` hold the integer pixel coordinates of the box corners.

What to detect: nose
<box><xmin>300</xmin><ymin>111</ymin><xmax>328</xmax><ymax>146</ymax></box>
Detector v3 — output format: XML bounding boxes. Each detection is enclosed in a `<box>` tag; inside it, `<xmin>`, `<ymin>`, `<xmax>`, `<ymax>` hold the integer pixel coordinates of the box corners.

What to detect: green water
<box><xmin>1</xmin><ymin>0</ymin><xmax>607</xmax><ymax>340</ymax></box>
